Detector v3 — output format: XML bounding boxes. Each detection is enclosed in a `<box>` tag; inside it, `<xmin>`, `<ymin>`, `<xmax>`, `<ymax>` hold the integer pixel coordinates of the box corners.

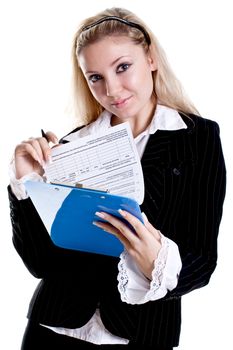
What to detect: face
<box><xmin>78</xmin><ymin>36</ymin><xmax>157</xmax><ymax>124</ymax></box>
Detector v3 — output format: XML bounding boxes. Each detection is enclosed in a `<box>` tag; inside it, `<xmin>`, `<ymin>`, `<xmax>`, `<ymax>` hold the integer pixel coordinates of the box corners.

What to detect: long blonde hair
<box><xmin>70</xmin><ymin>7</ymin><xmax>199</xmax><ymax>125</ymax></box>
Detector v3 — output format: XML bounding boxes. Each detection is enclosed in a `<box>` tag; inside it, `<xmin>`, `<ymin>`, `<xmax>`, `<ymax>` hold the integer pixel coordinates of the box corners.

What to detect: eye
<box><xmin>116</xmin><ymin>63</ymin><xmax>131</xmax><ymax>73</ymax></box>
<box><xmin>88</xmin><ymin>74</ymin><xmax>102</xmax><ymax>83</ymax></box>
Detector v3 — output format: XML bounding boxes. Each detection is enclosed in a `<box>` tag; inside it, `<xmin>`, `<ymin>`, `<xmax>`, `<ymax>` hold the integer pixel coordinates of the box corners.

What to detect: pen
<box><xmin>41</xmin><ymin>129</ymin><xmax>53</xmax><ymax>165</ymax></box>
<box><xmin>41</xmin><ymin>129</ymin><xmax>49</xmax><ymax>142</ymax></box>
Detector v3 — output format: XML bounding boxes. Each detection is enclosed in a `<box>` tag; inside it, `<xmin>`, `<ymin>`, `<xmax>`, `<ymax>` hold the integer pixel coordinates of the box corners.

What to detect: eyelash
<box><xmin>117</xmin><ymin>63</ymin><xmax>131</xmax><ymax>73</ymax></box>
<box><xmin>88</xmin><ymin>63</ymin><xmax>132</xmax><ymax>84</ymax></box>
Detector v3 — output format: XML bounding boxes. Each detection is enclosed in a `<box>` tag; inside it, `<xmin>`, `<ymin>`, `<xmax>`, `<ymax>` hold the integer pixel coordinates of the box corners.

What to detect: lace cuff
<box><xmin>117</xmin><ymin>234</ymin><xmax>182</xmax><ymax>305</ymax></box>
<box><xmin>9</xmin><ymin>159</ymin><xmax>45</xmax><ymax>200</ymax></box>
<box><xmin>149</xmin><ymin>235</ymin><xmax>169</xmax><ymax>292</ymax></box>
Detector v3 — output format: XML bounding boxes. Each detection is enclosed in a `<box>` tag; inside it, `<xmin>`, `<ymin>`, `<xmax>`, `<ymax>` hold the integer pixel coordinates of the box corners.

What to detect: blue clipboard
<box><xmin>25</xmin><ymin>181</ymin><xmax>143</xmax><ymax>257</ymax></box>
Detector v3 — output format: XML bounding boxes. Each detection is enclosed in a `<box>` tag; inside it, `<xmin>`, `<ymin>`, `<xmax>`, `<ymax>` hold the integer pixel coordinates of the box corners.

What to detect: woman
<box><xmin>8</xmin><ymin>7</ymin><xmax>226</xmax><ymax>350</ymax></box>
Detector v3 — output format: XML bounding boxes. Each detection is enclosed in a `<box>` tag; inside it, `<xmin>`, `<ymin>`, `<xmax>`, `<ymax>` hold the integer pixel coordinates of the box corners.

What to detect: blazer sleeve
<box><xmin>167</xmin><ymin>119</ymin><xmax>226</xmax><ymax>298</ymax></box>
<box><xmin>8</xmin><ymin>186</ymin><xmax>60</xmax><ymax>278</ymax></box>
<box><xmin>8</xmin><ymin>185</ymin><xmax>98</xmax><ymax>278</ymax></box>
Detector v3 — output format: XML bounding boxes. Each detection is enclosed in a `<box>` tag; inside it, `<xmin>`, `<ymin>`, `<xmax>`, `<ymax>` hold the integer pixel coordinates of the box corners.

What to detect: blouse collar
<box><xmin>64</xmin><ymin>104</ymin><xmax>188</xmax><ymax>142</ymax></box>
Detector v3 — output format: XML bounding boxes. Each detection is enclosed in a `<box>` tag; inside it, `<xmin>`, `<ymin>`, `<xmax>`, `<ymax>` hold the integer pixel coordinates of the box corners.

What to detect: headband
<box><xmin>81</xmin><ymin>16</ymin><xmax>151</xmax><ymax>45</ymax></box>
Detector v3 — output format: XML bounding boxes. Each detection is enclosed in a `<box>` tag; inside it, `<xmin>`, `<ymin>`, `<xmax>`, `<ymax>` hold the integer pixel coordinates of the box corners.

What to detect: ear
<box><xmin>147</xmin><ymin>47</ymin><xmax>157</xmax><ymax>71</ymax></box>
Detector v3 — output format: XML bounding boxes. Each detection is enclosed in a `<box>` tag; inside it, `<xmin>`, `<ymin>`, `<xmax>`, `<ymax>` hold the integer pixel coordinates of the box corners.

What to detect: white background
<box><xmin>0</xmin><ymin>0</ymin><xmax>232</xmax><ymax>349</ymax></box>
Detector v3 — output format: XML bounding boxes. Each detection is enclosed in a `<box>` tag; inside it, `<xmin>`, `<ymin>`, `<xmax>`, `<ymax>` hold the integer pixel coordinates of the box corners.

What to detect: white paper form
<box><xmin>44</xmin><ymin>122</ymin><xmax>144</xmax><ymax>204</ymax></box>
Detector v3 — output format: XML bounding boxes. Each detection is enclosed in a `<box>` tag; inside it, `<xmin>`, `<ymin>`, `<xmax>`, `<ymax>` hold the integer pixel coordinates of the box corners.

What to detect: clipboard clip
<box><xmin>50</xmin><ymin>181</ymin><xmax>109</xmax><ymax>193</ymax></box>
<box><xmin>75</xmin><ymin>182</ymin><xmax>109</xmax><ymax>193</ymax></box>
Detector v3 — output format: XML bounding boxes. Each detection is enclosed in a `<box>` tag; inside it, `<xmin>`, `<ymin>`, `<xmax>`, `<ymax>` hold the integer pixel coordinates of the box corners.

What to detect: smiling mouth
<box><xmin>111</xmin><ymin>96</ymin><xmax>132</xmax><ymax>108</ymax></box>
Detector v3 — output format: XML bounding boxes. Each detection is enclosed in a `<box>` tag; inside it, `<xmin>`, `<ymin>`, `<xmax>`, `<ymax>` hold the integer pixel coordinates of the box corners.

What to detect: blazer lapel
<box><xmin>141</xmin><ymin>112</ymin><xmax>196</xmax><ymax>173</ymax></box>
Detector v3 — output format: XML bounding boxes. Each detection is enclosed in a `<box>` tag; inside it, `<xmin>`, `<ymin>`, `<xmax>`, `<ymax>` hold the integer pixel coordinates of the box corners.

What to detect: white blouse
<box><xmin>10</xmin><ymin>104</ymin><xmax>184</xmax><ymax>345</ymax></box>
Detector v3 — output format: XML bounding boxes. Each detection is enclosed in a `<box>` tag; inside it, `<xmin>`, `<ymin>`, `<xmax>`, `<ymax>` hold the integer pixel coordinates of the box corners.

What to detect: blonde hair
<box><xmin>70</xmin><ymin>7</ymin><xmax>199</xmax><ymax>125</ymax></box>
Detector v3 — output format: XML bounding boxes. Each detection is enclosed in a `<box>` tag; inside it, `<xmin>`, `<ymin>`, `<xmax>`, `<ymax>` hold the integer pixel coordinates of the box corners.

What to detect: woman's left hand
<box><xmin>94</xmin><ymin>210</ymin><xmax>162</xmax><ymax>280</ymax></box>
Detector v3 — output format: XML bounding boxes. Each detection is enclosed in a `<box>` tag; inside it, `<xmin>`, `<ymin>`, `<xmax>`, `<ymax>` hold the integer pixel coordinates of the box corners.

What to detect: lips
<box><xmin>111</xmin><ymin>96</ymin><xmax>132</xmax><ymax>108</ymax></box>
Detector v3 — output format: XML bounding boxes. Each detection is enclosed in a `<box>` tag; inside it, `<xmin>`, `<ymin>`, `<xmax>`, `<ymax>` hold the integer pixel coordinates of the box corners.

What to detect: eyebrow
<box><xmin>85</xmin><ymin>55</ymin><xmax>130</xmax><ymax>75</ymax></box>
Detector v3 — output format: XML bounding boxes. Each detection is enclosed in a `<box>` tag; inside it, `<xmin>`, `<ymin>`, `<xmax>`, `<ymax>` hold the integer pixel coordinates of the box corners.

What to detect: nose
<box><xmin>105</xmin><ymin>77</ymin><xmax>122</xmax><ymax>97</ymax></box>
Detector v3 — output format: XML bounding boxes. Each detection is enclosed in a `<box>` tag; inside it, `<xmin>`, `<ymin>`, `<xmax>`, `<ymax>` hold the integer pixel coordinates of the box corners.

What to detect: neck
<box><xmin>111</xmin><ymin>98</ymin><xmax>157</xmax><ymax>138</ymax></box>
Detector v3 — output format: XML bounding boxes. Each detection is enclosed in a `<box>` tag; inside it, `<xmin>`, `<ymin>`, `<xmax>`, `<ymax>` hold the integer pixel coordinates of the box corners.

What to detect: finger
<box><xmin>141</xmin><ymin>212</ymin><xmax>148</xmax><ymax>223</ymax></box>
<box><xmin>42</xmin><ymin>131</ymin><xmax>59</xmax><ymax>144</ymax></box>
<box><xmin>27</xmin><ymin>138</ymin><xmax>51</xmax><ymax>164</ymax></box>
<box><xmin>118</xmin><ymin>209</ymin><xmax>148</xmax><ymax>239</ymax></box>
<box><xmin>93</xmin><ymin>220</ymin><xmax>120</xmax><ymax>236</ymax></box>
<box><xmin>92</xmin><ymin>220</ymin><xmax>130</xmax><ymax>249</ymax></box>
<box><xmin>95</xmin><ymin>211</ymin><xmax>139</xmax><ymax>244</ymax></box>
<box><xmin>144</xmin><ymin>220</ymin><xmax>161</xmax><ymax>241</ymax></box>
<box><xmin>37</xmin><ymin>137</ymin><xmax>53</xmax><ymax>163</ymax></box>
<box><xmin>16</xmin><ymin>142</ymin><xmax>43</xmax><ymax>166</ymax></box>
<box><xmin>119</xmin><ymin>210</ymin><xmax>161</xmax><ymax>241</ymax></box>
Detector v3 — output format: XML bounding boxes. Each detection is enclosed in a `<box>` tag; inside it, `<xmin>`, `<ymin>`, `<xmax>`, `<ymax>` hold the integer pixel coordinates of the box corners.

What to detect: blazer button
<box><xmin>173</xmin><ymin>168</ymin><xmax>181</xmax><ymax>175</ymax></box>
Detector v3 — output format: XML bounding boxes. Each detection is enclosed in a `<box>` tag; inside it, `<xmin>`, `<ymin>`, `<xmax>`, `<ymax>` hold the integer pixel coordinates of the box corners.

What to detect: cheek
<box><xmin>88</xmin><ymin>84</ymin><xmax>104</xmax><ymax>101</ymax></box>
<box><xmin>131</xmin><ymin>69</ymin><xmax>154</xmax><ymax>96</ymax></box>
<box><xmin>127</xmin><ymin>64</ymin><xmax>154</xmax><ymax>89</ymax></box>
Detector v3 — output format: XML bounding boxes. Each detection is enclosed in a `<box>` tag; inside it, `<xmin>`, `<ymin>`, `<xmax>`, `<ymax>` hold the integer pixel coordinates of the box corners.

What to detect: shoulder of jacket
<box><xmin>179</xmin><ymin>112</ymin><xmax>220</xmax><ymax>134</ymax></box>
<box><xmin>59</xmin><ymin>124</ymin><xmax>87</xmax><ymax>144</ymax></box>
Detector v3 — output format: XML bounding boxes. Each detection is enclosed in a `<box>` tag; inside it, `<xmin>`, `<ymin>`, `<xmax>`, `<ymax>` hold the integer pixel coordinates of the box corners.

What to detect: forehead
<box><xmin>78</xmin><ymin>35</ymin><xmax>145</xmax><ymax>70</ymax></box>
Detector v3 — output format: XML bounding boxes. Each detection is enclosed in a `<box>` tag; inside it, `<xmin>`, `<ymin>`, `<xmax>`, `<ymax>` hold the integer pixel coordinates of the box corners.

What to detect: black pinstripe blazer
<box><xmin>8</xmin><ymin>113</ymin><xmax>226</xmax><ymax>348</ymax></box>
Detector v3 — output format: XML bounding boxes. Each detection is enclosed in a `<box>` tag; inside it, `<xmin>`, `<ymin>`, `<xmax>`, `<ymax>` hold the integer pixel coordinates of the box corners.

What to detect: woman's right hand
<box><xmin>14</xmin><ymin>131</ymin><xmax>58</xmax><ymax>179</ymax></box>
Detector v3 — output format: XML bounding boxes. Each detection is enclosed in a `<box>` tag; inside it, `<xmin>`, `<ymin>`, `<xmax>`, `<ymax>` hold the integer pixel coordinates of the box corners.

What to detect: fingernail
<box><xmin>95</xmin><ymin>212</ymin><xmax>105</xmax><ymax>219</ymax></box>
<box><xmin>93</xmin><ymin>221</ymin><xmax>101</xmax><ymax>227</ymax></box>
<box><xmin>142</xmin><ymin>212</ymin><xmax>148</xmax><ymax>223</ymax></box>
<box><xmin>118</xmin><ymin>209</ymin><xmax>126</xmax><ymax>217</ymax></box>
<box><xmin>48</xmin><ymin>155</ymin><xmax>53</xmax><ymax>164</ymax></box>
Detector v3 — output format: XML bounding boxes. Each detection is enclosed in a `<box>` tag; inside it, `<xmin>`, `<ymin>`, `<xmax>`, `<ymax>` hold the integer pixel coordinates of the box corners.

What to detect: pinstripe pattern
<box><xmin>8</xmin><ymin>113</ymin><xmax>226</xmax><ymax>347</ymax></box>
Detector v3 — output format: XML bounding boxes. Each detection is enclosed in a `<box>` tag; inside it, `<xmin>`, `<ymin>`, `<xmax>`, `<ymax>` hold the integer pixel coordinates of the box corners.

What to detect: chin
<box><xmin>114</xmin><ymin>109</ymin><xmax>136</xmax><ymax>120</ymax></box>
